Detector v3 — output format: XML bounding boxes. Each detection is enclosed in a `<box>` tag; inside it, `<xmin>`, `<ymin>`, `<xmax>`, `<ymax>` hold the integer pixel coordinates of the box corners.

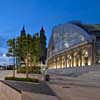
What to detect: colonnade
<box><xmin>47</xmin><ymin>44</ymin><xmax>94</xmax><ymax>69</ymax></box>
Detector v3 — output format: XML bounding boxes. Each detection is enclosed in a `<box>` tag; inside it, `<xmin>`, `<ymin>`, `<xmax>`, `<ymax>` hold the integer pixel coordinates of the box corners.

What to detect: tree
<box><xmin>32</xmin><ymin>33</ymin><xmax>40</xmax><ymax>65</ymax></box>
<box><xmin>7</xmin><ymin>39</ymin><xmax>14</xmax><ymax>55</ymax></box>
<box><xmin>7</xmin><ymin>26</ymin><xmax>29</xmax><ymax>78</ymax></box>
<box><xmin>7</xmin><ymin>26</ymin><xmax>47</xmax><ymax>76</ymax></box>
<box><xmin>7</xmin><ymin>38</ymin><xmax>16</xmax><ymax>77</ymax></box>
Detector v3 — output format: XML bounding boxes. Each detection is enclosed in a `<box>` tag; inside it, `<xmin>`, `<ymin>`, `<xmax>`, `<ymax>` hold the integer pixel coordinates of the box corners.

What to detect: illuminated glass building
<box><xmin>47</xmin><ymin>22</ymin><xmax>100</xmax><ymax>69</ymax></box>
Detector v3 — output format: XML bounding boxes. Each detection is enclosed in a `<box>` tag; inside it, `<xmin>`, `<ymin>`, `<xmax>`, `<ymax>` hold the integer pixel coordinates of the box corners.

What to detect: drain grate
<box><xmin>62</xmin><ymin>86</ymin><xmax>71</xmax><ymax>88</ymax></box>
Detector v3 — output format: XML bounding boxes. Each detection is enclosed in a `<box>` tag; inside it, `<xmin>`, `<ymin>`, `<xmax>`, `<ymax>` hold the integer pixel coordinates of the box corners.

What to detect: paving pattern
<box><xmin>3</xmin><ymin>80</ymin><xmax>58</xmax><ymax>100</ymax></box>
<box><xmin>48</xmin><ymin>82</ymin><xmax>100</xmax><ymax>100</ymax></box>
<box><xmin>0</xmin><ymin>66</ymin><xmax>100</xmax><ymax>100</ymax></box>
<box><xmin>47</xmin><ymin>65</ymin><xmax>100</xmax><ymax>100</ymax></box>
<box><xmin>0</xmin><ymin>70</ymin><xmax>12</xmax><ymax>80</ymax></box>
<box><xmin>5</xmin><ymin>81</ymin><xmax>56</xmax><ymax>96</ymax></box>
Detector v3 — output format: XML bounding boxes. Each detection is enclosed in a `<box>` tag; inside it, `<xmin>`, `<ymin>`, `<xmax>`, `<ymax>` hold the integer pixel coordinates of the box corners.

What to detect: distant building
<box><xmin>47</xmin><ymin>22</ymin><xmax>100</xmax><ymax>69</ymax></box>
<box><xmin>0</xmin><ymin>56</ymin><xmax>15</xmax><ymax>66</ymax></box>
<box><xmin>40</xmin><ymin>27</ymin><xmax>47</xmax><ymax>64</ymax></box>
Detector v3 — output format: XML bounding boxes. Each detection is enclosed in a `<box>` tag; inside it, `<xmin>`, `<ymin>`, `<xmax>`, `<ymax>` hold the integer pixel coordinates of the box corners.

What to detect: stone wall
<box><xmin>0</xmin><ymin>81</ymin><xmax>22</xmax><ymax>100</ymax></box>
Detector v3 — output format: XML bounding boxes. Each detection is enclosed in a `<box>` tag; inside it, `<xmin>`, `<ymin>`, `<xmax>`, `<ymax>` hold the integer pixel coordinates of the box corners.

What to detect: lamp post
<box><xmin>26</xmin><ymin>35</ymin><xmax>29</xmax><ymax>78</ymax></box>
<box><xmin>13</xmin><ymin>38</ymin><xmax>16</xmax><ymax>77</ymax></box>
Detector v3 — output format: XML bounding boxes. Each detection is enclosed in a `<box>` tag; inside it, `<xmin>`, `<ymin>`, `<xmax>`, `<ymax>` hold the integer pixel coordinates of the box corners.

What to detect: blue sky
<box><xmin>0</xmin><ymin>0</ymin><xmax>100</xmax><ymax>54</ymax></box>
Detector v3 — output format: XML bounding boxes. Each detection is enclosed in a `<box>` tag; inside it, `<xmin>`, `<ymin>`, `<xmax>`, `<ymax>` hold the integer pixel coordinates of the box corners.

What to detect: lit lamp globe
<box><xmin>3</xmin><ymin>54</ymin><xmax>6</xmax><ymax>57</ymax></box>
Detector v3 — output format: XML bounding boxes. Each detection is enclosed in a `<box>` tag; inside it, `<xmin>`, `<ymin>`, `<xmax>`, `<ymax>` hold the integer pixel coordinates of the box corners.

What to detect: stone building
<box><xmin>47</xmin><ymin>22</ymin><xmax>100</xmax><ymax>69</ymax></box>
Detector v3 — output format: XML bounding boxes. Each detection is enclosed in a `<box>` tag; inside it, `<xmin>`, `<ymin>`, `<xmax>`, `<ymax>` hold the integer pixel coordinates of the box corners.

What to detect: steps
<box><xmin>47</xmin><ymin>65</ymin><xmax>96</xmax><ymax>77</ymax></box>
<box><xmin>46</xmin><ymin>64</ymin><xmax>100</xmax><ymax>83</ymax></box>
<box><xmin>77</xmin><ymin>65</ymin><xmax>100</xmax><ymax>81</ymax></box>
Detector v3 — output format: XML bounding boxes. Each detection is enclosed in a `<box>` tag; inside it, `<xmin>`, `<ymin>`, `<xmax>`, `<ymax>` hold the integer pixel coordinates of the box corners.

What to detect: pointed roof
<box><xmin>40</xmin><ymin>26</ymin><xmax>45</xmax><ymax>33</ymax></box>
<box><xmin>20</xmin><ymin>25</ymin><xmax>26</xmax><ymax>36</ymax></box>
<box><xmin>21</xmin><ymin>25</ymin><xmax>25</xmax><ymax>33</ymax></box>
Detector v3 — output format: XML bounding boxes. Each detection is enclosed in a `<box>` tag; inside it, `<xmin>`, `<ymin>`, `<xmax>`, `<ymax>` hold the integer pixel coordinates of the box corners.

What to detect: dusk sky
<box><xmin>0</xmin><ymin>0</ymin><xmax>100</xmax><ymax>53</ymax></box>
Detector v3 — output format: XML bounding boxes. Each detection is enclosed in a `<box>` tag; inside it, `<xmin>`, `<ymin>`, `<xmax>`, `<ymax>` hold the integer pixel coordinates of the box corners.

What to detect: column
<box><xmin>79</xmin><ymin>51</ymin><xmax>82</xmax><ymax>67</ymax></box>
<box><xmin>88</xmin><ymin>45</ymin><xmax>92</xmax><ymax>65</ymax></box>
<box><xmin>70</xmin><ymin>53</ymin><xmax>74</xmax><ymax>67</ymax></box>
<box><xmin>72</xmin><ymin>54</ymin><xmax>74</xmax><ymax>67</ymax></box>
<box><xmin>65</xmin><ymin>53</ymin><xmax>67</xmax><ymax>68</ymax></box>
<box><xmin>66</xmin><ymin>56</ymin><xmax>67</xmax><ymax>68</ymax></box>
<box><xmin>60</xmin><ymin>56</ymin><xmax>63</xmax><ymax>68</ymax></box>
<box><xmin>56</xmin><ymin>57</ymin><xmax>57</xmax><ymax>69</ymax></box>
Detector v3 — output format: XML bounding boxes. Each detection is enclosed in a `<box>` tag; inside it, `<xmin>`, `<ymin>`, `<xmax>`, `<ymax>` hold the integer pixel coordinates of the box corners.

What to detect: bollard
<box><xmin>45</xmin><ymin>74</ymin><xmax>50</xmax><ymax>81</ymax></box>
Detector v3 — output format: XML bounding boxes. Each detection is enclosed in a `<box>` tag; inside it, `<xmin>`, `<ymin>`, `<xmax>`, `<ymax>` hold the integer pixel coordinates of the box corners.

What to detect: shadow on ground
<box><xmin>4</xmin><ymin>80</ymin><xmax>56</xmax><ymax>96</ymax></box>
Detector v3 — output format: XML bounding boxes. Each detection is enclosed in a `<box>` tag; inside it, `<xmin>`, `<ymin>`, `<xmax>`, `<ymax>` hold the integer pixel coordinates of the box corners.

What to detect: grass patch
<box><xmin>5</xmin><ymin>77</ymin><xmax>39</xmax><ymax>83</ymax></box>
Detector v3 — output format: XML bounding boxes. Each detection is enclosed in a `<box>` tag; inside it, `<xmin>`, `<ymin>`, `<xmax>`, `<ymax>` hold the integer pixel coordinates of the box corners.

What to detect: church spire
<box><xmin>40</xmin><ymin>26</ymin><xmax>45</xmax><ymax>34</ymax></box>
<box><xmin>20</xmin><ymin>25</ymin><xmax>26</xmax><ymax>36</ymax></box>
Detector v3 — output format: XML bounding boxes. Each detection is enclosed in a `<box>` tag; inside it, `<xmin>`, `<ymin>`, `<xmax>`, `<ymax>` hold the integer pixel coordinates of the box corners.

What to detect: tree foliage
<box><xmin>7</xmin><ymin>26</ymin><xmax>47</xmax><ymax>66</ymax></box>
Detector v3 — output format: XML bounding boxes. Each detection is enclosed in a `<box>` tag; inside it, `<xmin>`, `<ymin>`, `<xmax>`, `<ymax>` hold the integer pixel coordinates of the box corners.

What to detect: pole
<box><xmin>26</xmin><ymin>37</ymin><xmax>29</xmax><ymax>78</ymax></box>
<box><xmin>26</xmin><ymin>54</ymin><xmax>29</xmax><ymax>78</ymax></box>
<box><xmin>13</xmin><ymin>38</ymin><xmax>16</xmax><ymax>77</ymax></box>
<box><xmin>13</xmin><ymin>57</ymin><xmax>15</xmax><ymax>77</ymax></box>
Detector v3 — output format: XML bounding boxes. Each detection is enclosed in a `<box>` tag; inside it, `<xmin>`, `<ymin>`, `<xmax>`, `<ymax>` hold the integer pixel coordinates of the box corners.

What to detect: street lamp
<box><xmin>12</xmin><ymin>38</ymin><xmax>16</xmax><ymax>77</ymax></box>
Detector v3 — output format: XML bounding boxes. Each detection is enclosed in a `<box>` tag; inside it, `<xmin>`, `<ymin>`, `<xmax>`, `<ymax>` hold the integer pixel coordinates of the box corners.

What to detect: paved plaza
<box><xmin>2</xmin><ymin>80</ymin><xmax>58</xmax><ymax>100</ymax></box>
<box><xmin>0</xmin><ymin>70</ymin><xmax>12</xmax><ymax>80</ymax></box>
<box><xmin>0</xmin><ymin>69</ymin><xmax>100</xmax><ymax>100</ymax></box>
<box><xmin>47</xmin><ymin>65</ymin><xmax>100</xmax><ymax>100</ymax></box>
<box><xmin>48</xmin><ymin>81</ymin><xmax>100</xmax><ymax>100</ymax></box>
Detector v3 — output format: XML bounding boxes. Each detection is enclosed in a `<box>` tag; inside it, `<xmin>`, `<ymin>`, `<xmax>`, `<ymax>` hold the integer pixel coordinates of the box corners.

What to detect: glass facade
<box><xmin>48</xmin><ymin>23</ymin><xmax>92</xmax><ymax>58</ymax></box>
<box><xmin>95</xmin><ymin>31</ymin><xmax>100</xmax><ymax>62</ymax></box>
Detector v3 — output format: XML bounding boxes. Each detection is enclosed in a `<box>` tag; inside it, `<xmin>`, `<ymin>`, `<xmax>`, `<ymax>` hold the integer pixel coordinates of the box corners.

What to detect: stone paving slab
<box><xmin>22</xmin><ymin>92</ymin><xmax>58</xmax><ymax>100</ymax></box>
<box><xmin>0</xmin><ymin>93</ymin><xmax>7</xmax><ymax>100</ymax></box>
<box><xmin>5</xmin><ymin>81</ymin><xmax>56</xmax><ymax>96</ymax></box>
<box><xmin>3</xmin><ymin>80</ymin><xmax>58</xmax><ymax>100</ymax></box>
<box><xmin>49</xmin><ymin>79</ymin><xmax>100</xmax><ymax>88</ymax></box>
<box><xmin>0</xmin><ymin>70</ymin><xmax>13</xmax><ymax>80</ymax></box>
<box><xmin>48</xmin><ymin>82</ymin><xmax>100</xmax><ymax>100</ymax></box>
